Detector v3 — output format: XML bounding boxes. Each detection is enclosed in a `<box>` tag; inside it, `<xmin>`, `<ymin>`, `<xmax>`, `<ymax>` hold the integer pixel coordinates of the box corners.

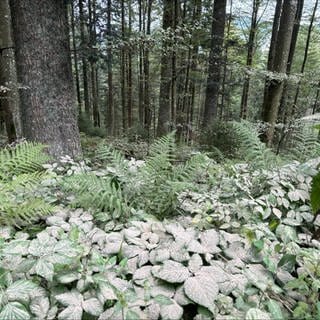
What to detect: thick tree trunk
<box><xmin>10</xmin><ymin>0</ymin><xmax>82</xmax><ymax>158</ymax></box>
<box><xmin>157</xmin><ymin>0</ymin><xmax>174</xmax><ymax>136</ymax></box>
<box><xmin>240</xmin><ymin>0</ymin><xmax>260</xmax><ymax>120</ymax></box>
<box><xmin>202</xmin><ymin>0</ymin><xmax>227</xmax><ymax>127</ymax></box>
<box><xmin>0</xmin><ymin>0</ymin><xmax>17</xmax><ymax>143</ymax></box>
<box><xmin>261</xmin><ymin>0</ymin><xmax>298</xmax><ymax>146</ymax></box>
<box><xmin>278</xmin><ymin>0</ymin><xmax>304</xmax><ymax>122</ymax></box>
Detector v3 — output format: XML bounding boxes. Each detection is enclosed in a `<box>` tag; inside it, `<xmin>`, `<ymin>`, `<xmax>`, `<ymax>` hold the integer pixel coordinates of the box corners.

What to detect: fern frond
<box><xmin>232</xmin><ymin>121</ymin><xmax>280</xmax><ymax>169</ymax></box>
<box><xmin>282</xmin><ymin>123</ymin><xmax>320</xmax><ymax>162</ymax></box>
<box><xmin>0</xmin><ymin>142</ymin><xmax>49</xmax><ymax>180</ymax></box>
<box><xmin>63</xmin><ymin>174</ymin><xmax>128</xmax><ymax>220</ymax></box>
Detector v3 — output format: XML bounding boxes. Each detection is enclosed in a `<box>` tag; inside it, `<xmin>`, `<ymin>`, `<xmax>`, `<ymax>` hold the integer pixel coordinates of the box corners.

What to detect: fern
<box><xmin>0</xmin><ymin>142</ymin><xmax>54</xmax><ymax>226</ymax></box>
<box><xmin>232</xmin><ymin>121</ymin><xmax>280</xmax><ymax>169</ymax></box>
<box><xmin>63</xmin><ymin>174</ymin><xmax>128</xmax><ymax>220</ymax></box>
<box><xmin>64</xmin><ymin>132</ymin><xmax>208</xmax><ymax>220</ymax></box>
<box><xmin>280</xmin><ymin>122</ymin><xmax>320</xmax><ymax>162</ymax></box>
<box><xmin>0</xmin><ymin>142</ymin><xmax>49</xmax><ymax>181</ymax></box>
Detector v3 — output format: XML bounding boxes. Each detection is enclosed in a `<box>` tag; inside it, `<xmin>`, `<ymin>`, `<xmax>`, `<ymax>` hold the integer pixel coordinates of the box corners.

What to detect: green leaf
<box><xmin>278</xmin><ymin>254</ymin><xmax>296</xmax><ymax>272</ymax></box>
<box><xmin>311</xmin><ymin>172</ymin><xmax>320</xmax><ymax>214</ymax></box>
<box><xmin>6</xmin><ymin>280</ymin><xmax>37</xmax><ymax>303</ymax></box>
<box><xmin>125</xmin><ymin>309</ymin><xmax>140</xmax><ymax>320</ymax></box>
<box><xmin>35</xmin><ymin>259</ymin><xmax>54</xmax><ymax>281</ymax></box>
<box><xmin>267</xmin><ymin>299</ymin><xmax>283</xmax><ymax>320</ymax></box>
<box><xmin>316</xmin><ymin>302</ymin><xmax>320</xmax><ymax>320</ymax></box>
<box><xmin>252</xmin><ymin>239</ymin><xmax>264</xmax><ymax>252</ymax></box>
<box><xmin>154</xmin><ymin>294</ymin><xmax>173</xmax><ymax>306</ymax></box>
<box><xmin>245</xmin><ymin>308</ymin><xmax>271</xmax><ymax>320</ymax></box>
<box><xmin>0</xmin><ymin>302</ymin><xmax>31</xmax><ymax>320</ymax></box>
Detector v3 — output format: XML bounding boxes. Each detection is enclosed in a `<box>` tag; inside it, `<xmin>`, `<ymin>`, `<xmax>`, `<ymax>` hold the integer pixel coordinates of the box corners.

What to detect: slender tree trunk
<box><xmin>89</xmin><ymin>0</ymin><xmax>100</xmax><ymax>127</ymax></box>
<box><xmin>138</xmin><ymin>0</ymin><xmax>145</xmax><ymax>126</ymax></box>
<box><xmin>240</xmin><ymin>0</ymin><xmax>260</xmax><ymax>120</ymax></box>
<box><xmin>157</xmin><ymin>0</ymin><xmax>174</xmax><ymax>136</ymax></box>
<box><xmin>202</xmin><ymin>0</ymin><xmax>227</xmax><ymax>127</ymax></box>
<box><xmin>292</xmin><ymin>0</ymin><xmax>318</xmax><ymax>116</ymax></box>
<box><xmin>220</xmin><ymin>0</ymin><xmax>232</xmax><ymax>121</ymax></box>
<box><xmin>0</xmin><ymin>0</ymin><xmax>17</xmax><ymax>142</ymax></box>
<box><xmin>144</xmin><ymin>0</ymin><xmax>153</xmax><ymax>132</ymax></box>
<box><xmin>10</xmin><ymin>0</ymin><xmax>82</xmax><ymax>158</ymax></box>
<box><xmin>127</xmin><ymin>0</ymin><xmax>133</xmax><ymax>129</ymax></box>
<box><xmin>121</xmin><ymin>0</ymin><xmax>127</xmax><ymax>132</ymax></box>
<box><xmin>106</xmin><ymin>0</ymin><xmax>114</xmax><ymax>135</ymax></box>
<box><xmin>261</xmin><ymin>0</ymin><xmax>298</xmax><ymax>146</ymax></box>
<box><xmin>70</xmin><ymin>0</ymin><xmax>82</xmax><ymax>113</ymax></box>
<box><xmin>79</xmin><ymin>0</ymin><xmax>90</xmax><ymax>117</ymax></box>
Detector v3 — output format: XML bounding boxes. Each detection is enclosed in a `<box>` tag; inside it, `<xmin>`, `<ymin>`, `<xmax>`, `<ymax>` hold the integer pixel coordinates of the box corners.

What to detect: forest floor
<box><xmin>0</xmin><ymin>133</ymin><xmax>320</xmax><ymax>320</ymax></box>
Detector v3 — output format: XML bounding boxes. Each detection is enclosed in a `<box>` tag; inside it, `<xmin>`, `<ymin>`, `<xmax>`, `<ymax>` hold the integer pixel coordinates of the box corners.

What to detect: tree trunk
<box><xmin>261</xmin><ymin>0</ymin><xmax>298</xmax><ymax>146</ymax></box>
<box><xmin>144</xmin><ymin>0</ymin><xmax>153</xmax><ymax>132</ymax></box>
<box><xmin>278</xmin><ymin>0</ymin><xmax>304</xmax><ymax>122</ymax></box>
<box><xmin>127</xmin><ymin>0</ymin><xmax>133</xmax><ymax>129</ymax></box>
<box><xmin>157</xmin><ymin>0</ymin><xmax>174</xmax><ymax>136</ymax></box>
<box><xmin>89</xmin><ymin>0</ymin><xmax>100</xmax><ymax>127</ymax></box>
<box><xmin>79</xmin><ymin>0</ymin><xmax>90</xmax><ymax>117</ymax></box>
<box><xmin>106</xmin><ymin>0</ymin><xmax>114</xmax><ymax>135</ymax></box>
<box><xmin>0</xmin><ymin>0</ymin><xmax>17</xmax><ymax>143</ymax></box>
<box><xmin>121</xmin><ymin>0</ymin><xmax>127</xmax><ymax>132</ymax></box>
<box><xmin>202</xmin><ymin>0</ymin><xmax>227</xmax><ymax>127</ymax></box>
<box><xmin>240</xmin><ymin>0</ymin><xmax>260</xmax><ymax>120</ymax></box>
<box><xmin>70</xmin><ymin>0</ymin><xmax>82</xmax><ymax>113</ymax></box>
<box><xmin>292</xmin><ymin>0</ymin><xmax>317</xmax><ymax>116</ymax></box>
<box><xmin>10</xmin><ymin>0</ymin><xmax>82</xmax><ymax>158</ymax></box>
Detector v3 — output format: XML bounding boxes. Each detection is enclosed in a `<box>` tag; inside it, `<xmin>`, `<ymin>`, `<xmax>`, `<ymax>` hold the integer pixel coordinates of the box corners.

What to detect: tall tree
<box><xmin>278</xmin><ymin>0</ymin><xmax>304</xmax><ymax>121</ymax></box>
<box><xmin>240</xmin><ymin>0</ymin><xmax>260</xmax><ymax>120</ymax></box>
<box><xmin>202</xmin><ymin>0</ymin><xmax>227</xmax><ymax>127</ymax></box>
<box><xmin>292</xmin><ymin>0</ymin><xmax>318</xmax><ymax>116</ymax></box>
<box><xmin>10</xmin><ymin>0</ymin><xmax>82</xmax><ymax>157</ymax></box>
<box><xmin>70</xmin><ymin>0</ymin><xmax>82</xmax><ymax>112</ymax></box>
<box><xmin>79</xmin><ymin>0</ymin><xmax>90</xmax><ymax>117</ymax></box>
<box><xmin>261</xmin><ymin>0</ymin><xmax>298</xmax><ymax>146</ymax></box>
<box><xmin>157</xmin><ymin>0</ymin><xmax>174</xmax><ymax>136</ymax></box>
<box><xmin>0</xmin><ymin>0</ymin><xmax>17</xmax><ymax>142</ymax></box>
<box><xmin>106</xmin><ymin>0</ymin><xmax>114</xmax><ymax>135</ymax></box>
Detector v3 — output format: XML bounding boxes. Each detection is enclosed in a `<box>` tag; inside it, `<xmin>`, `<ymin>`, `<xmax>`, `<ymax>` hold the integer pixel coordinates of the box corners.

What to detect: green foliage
<box><xmin>0</xmin><ymin>142</ymin><xmax>54</xmax><ymax>226</ymax></box>
<box><xmin>280</xmin><ymin>123</ymin><xmax>320</xmax><ymax>162</ymax></box>
<box><xmin>0</xmin><ymin>142</ymin><xmax>49</xmax><ymax>181</ymax></box>
<box><xmin>232</xmin><ymin>121</ymin><xmax>280</xmax><ymax>169</ymax></box>
<box><xmin>78</xmin><ymin>112</ymin><xmax>105</xmax><ymax>138</ymax></box>
<box><xmin>63</xmin><ymin>132</ymin><xmax>209</xmax><ymax>221</ymax></box>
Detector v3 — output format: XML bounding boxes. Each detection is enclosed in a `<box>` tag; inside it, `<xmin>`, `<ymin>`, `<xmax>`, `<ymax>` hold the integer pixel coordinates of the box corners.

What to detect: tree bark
<box><xmin>292</xmin><ymin>0</ymin><xmax>318</xmax><ymax>116</ymax></box>
<box><xmin>0</xmin><ymin>0</ymin><xmax>17</xmax><ymax>143</ymax></box>
<box><xmin>157</xmin><ymin>0</ymin><xmax>174</xmax><ymax>136</ymax></box>
<box><xmin>202</xmin><ymin>0</ymin><xmax>227</xmax><ymax>127</ymax></box>
<box><xmin>70</xmin><ymin>0</ymin><xmax>82</xmax><ymax>113</ymax></box>
<box><xmin>10</xmin><ymin>0</ymin><xmax>82</xmax><ymax>158</ymax></box>
<box><xmin>261</xmin><ymin>0</ymin><xmax>298</xmax><ymax>146</ymax></box>
<box><xmin>240</xmin><ymin>0</ymin><xmax>260</xmax><ymax>120</ymax></box>
<box><xmin>79</xmin><ymin>0</ymin><xmax>90</xmax><ymax>117</ymax></box>
<box><xmin>106</xmin><ymin>0</ymin><xmax>114</xmax><ymax>135</ymax></box>
<box><xmin>278</xmin><ymin>0</ymin><xmax>304</xmax><ymax>121</ymax></box>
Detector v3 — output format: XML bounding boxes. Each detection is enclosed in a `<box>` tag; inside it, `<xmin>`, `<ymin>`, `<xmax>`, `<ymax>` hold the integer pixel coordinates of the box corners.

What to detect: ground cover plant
<box><xmin>0</xmin><ymin>127</ymin><xmax>320</xmax><ymax>320</ymax></box>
